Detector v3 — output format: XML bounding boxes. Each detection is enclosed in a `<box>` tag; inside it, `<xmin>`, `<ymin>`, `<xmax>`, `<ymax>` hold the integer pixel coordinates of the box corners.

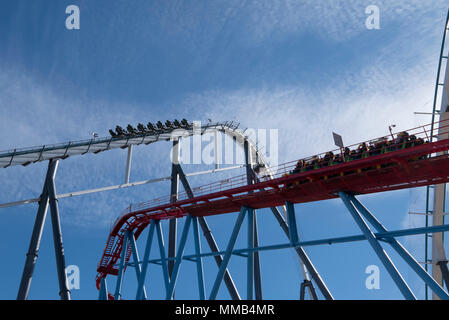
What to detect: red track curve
<box><xmin>96</xmin><ymin>135</ymin><xmax>449</xmax><ymax>288</ymax></box>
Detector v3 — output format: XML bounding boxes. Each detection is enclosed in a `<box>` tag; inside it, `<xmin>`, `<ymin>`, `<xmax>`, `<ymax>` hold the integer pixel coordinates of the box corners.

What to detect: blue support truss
<box><xmin>166</xmin><ymin>215</ymin><xmax>193</xmax><ymax>299</ymax></box>
<box><xmin>136</xmin><ymin>220</ymin><xmax>156</xmax><ymax>300</ymax></box>
<box><xmin>348</xmin><ymin>194</ymin><xmax>449</xmax><ymax>300</ymax></box>
<box><xmin>339</xmin><ymin>192</ymin><xmax>416</xmax><ymax>300</ymax></box>
<box><xmin>192</xmin><ymin>216</ymin><xmax>206</xmax><ymax>300</ymax></box>
<box><xmin>155</xmin><ymin>220</ymin><xmax>170</xmax><ymax>291</ymax></box>
<box><xmin>210</xmin><ymin>206</ymin><xmax>249</xmax><ymax>300</ymax></box>
<box><xmin>105</xmin><ymin>194</ymin><xmax>449</xmax><ymax>301</ymax></box>
<box><xmin>285</xmin><ymin>202</ymin><xmax>299</xmax><ymax>246</ymax></box>
<box><xmin>114</xmin><ymin>232</ymin><xmax>129</xmax><ymax>300</ymax></box>
<box><xmin>18</xmin><ymin>159</ymin><xmax>70</xmax><ymax>300</ymax></box>
<box><xmin>99</xmin><ymin>278</ymin><xmax>108</xmax><ymax>300</ymax></box>
<box><xmin>128</xmin><ymin>231</ymin><xmax>147</xmax><ymax>300</ymax></box>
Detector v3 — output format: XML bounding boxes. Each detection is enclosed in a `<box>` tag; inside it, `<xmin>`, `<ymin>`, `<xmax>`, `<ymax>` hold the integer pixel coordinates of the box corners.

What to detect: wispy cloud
<box><xmin>181</xmin><ymin>54</ymin><xmax>437</xmax><ymax>164</ymax></box>
<box><xmin>0</xmin><ymin>65</ymin><xmax>183</xmax><ymax>227</ymax></box>
<box><xmin>0</xmin><ymin>1</ymin><xmax>447</xmax><ymax>229</ymax></box>
<box><xmin>146</xmin><ymin>0</ymin><xmax>448</xmax><ymax>45</ymax></box>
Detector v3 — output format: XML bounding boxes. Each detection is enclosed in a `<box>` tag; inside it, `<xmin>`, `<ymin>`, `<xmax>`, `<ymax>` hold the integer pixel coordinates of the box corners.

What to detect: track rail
<box><xmin>96</xmin><ymin>120</ymin><xmax>449</xmax><ymax>287</ymax></box>
<box><xmin>0</xmin><ymin>121</ymin><xmax>267</xmax><ymax>169</ymax></box>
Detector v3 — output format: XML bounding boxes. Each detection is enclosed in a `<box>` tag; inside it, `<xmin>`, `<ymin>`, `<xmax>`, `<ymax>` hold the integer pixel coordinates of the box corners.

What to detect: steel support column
<box><xmin>166</xmin><ymin>215</ymin><xmax>193</xmax><ymax>300</ymax></box>
<box><xmin>114</xmin><ymin>233</ymin><xmax>129</xmax><ymax>300</ymax></box>
<box><xmin>99</xmin><ymin>278</ymin><xmax>108</xmax><ymax>300</ymax></box>
<box><xmin>176</xmin><ymin>163</ymin><xmax>241</xmax><ymax>300</ymax></box>
<box><xmin>125</xmin><ymin>145</ymin><xmax>133</xmax><ymax>184</ymax></box>
<box><xmin>348</xmin><ymin>194</ymin><xmax>449</xmax><ymax>300</ymax></box>
<box><xmin>250</xmin><ymin>162</ymin><xmax>319</xmax><ymax>299</ymax></box>
<box><xmin>244</xmin><ymin>141</ymin><xmax>262</xmax><ymax>300</ymax></box>
<box><xmin>270</xmin><ymin>206</ymin><xmax>333</xmax><ymax>300</ymax></box>
<box><xmin>127</xmin><ymin>231</ymin><xmax>147</xmax><ymax>300</ymax></box>
<box><xmin>286</xmin><ymin>202</ymin><xmax>321</xmax><ymax>300</ymax></box>
<box><xmin>209</xmin><ymin>206</ymin><xmax>248</xmax><ymax>300</ymax></box>
<box><xmin>253</xmin><ymin>213</ymin><xmax>262</xmax><ymax>300</ymax></box>
<box><xmin>17</xmin><ymin>159</ymin><xmax>57</xmax><ymax>300</ymax></box>
<box><xmin>136</xmin><ymin>220</ymin><xmax>156</xmax><ymax>300</ymax></box>
<box><xmin>47</xmin><ymin>173</ymin><xmax>71</xmax><ymax>300</ymax></box>
<box><xmin>197</xmin><ymin>216</ymin><xmax>241</xmax><ymax>300</ymax></box>
<box><xmin>192</xmin><ymin>217</ymin><xmax>206</xmax><ymax>300</ymax></box>
<box><xmin>247</xmin><ymin>207</ymin><xmax>254</xmax><ymax>300</ymax></box>
<box><xmin>168</xmin><ymin>140</ymin><xmax>180</xmax><ymax>283</ymax></box>
<box><xmin>155</xmin><ymin>220</ymin><xmax>170</xmax><ymax>291</ymax></box>
<box><xmin>285</xmin><ymin>202</ymin><xmax>299</xmax><ymax>245</ymax></box>
<box><xmin>339</xmin><ymin>192</ymin><xmax>416</xmax><ymax>300</ymax></box>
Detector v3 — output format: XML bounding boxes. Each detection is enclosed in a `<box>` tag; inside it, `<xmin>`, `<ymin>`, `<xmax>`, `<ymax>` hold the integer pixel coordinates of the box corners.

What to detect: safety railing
<box><xmin>0</xmin><ymin>121</ymin><xmax>244</xmax><ymax>166</ymax></box>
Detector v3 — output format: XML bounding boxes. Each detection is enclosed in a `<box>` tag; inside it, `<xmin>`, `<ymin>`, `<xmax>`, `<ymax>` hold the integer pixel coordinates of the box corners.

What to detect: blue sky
<box><xmin>0</xmin><ymin>0</ymin><xmax>448</xmax><ymax>300</ymax></box>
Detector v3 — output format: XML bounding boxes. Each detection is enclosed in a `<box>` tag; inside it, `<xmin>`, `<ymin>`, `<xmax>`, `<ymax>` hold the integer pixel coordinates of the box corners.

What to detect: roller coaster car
<box><xmin>165</xmin><ymin>120</ymin><xmax>173</xmax><ymax>128</ymax></box>
<box><xmin>127</xmin><ymin>124</ymin><xmax>139</xmax><ymax>135</ymax></box>
<box><xmin>173</xmin><ymin>119</ymin><xmax>181</xmax><ymax>127</ymax></box>
<box><xmin>156</xmin><ymin>121</ymin><xmax>165</xmax><ymax>130</ymax></box>
<box><xmin>137</xmin><ymin>123</ymin><xmax>147</xmax><ymax>133</ymax></box>
<box><xmin>147</xmin><ymin>122</ymin><xmax>157</xmax><ymax>132</ymax></box>
<box><xmin>109</xmin><ymin>129</ymin><xmax>117</xmax><ymax>137</ymax></box>
<box><xmin>115</xmin><ymin>125</ymin><xmax>126</xmax><ymax>136</ymax></box>
<box><xmin>181</xmin><ymin>118</ymin><xmax>190</xmax><ymax>128</ymax></box>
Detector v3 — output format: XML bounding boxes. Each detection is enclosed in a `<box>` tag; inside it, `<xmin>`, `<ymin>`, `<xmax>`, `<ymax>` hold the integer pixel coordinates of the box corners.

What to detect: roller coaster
<box><xmin>1</xmin><ymin>8</ymin><xmax>448</xmax><ymax>301</ymax></box>
<box><xmin>94</xmin><ymin>119</ymin><xmax>449</xmax><ymax>301</ymax></box>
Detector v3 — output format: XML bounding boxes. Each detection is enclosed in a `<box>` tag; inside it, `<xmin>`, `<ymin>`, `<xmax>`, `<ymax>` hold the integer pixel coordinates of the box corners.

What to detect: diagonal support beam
<box><xmin>270</xmin><ymin>206</ymin><xmax>333</xmax><ymax>300</ymax></box>
<box><xmin>192</xmin><ymin>217</ymin><xmax>206</xmax><ymax>300</ymax></box>
<box><xmin>247</xmin><ymin>148</ymin><xmax>316</xmax><ymax>300</ymax></box>
<box><xmin>166</xmin><ymin>215</ymin><xmax>193</xmax><ymax>299</ymax></box>
<box><xmin>17</xmin><ymin>159</ymin><xmax>57</xmax><ymax>300</ymax></box>
<box><xmin>155</xmin><ymin>220</ymin><xmax>170</xmax><ymax>291</ymax></box>
<box><xmin>285</xmin><ymin>202</ymin><xmax>299</xmax><ymax>245</ymax></box>
<box><xmin>348</xmin><ymin>194</ymin><xmax>449</xmax><ymax>300</ymax></box>
<box><xmin>176</xmin><ymin>163</ymin><xmax>241</xmax><ymax>300</ymax></box>
<box><xmin>209</xmin><ymin>206</ymin><xmax>248</xmax><ymax>300</ymax></box>
<box><xmin>18</xmin><ymin>159</ymin><xmax>71</xmax><ymax>300</ymax></box>
<box><xmin>99</xmin><ymin>278</ymin><xmax>108</xmax><ymax>300</ymax></box>
<box><xmin>47</xmin><ymin>173</ymin><xmax>71</xmax><ymax>300</ymax></box>
<box><xmin>114</xmin><ymin>233</ymin><xmax>129</xmax><ymax>300</ymax></box>
<box><xmin>197</xmin><ymin>216</ymin><xmax>241</xmax><ymax>300</ymax></box>
<box><xmin>127</xmin><ymin>231</ymin><xmax>147</xmax><ymax>300</ymax></box>
<box><xmin>136</xmin><ymin>220</ymin><xmax>156</xmax><ymax>300</ymax></box>
<box><xmin>339</xmin><ymin>192</ymin><xmax>416</xmax><ymax>300</ymax></box>
<box><xmin>285</xmin><ymin>202</ymin><xmax>317</xmax><ymax>300</ymax></box>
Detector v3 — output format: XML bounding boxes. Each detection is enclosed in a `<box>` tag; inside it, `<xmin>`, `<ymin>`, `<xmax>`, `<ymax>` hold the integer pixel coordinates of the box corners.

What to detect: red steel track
<box><xmin>96</xmin><ymin>135</ymin><xmax>449</xmax><ymax>287</ymax></box>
